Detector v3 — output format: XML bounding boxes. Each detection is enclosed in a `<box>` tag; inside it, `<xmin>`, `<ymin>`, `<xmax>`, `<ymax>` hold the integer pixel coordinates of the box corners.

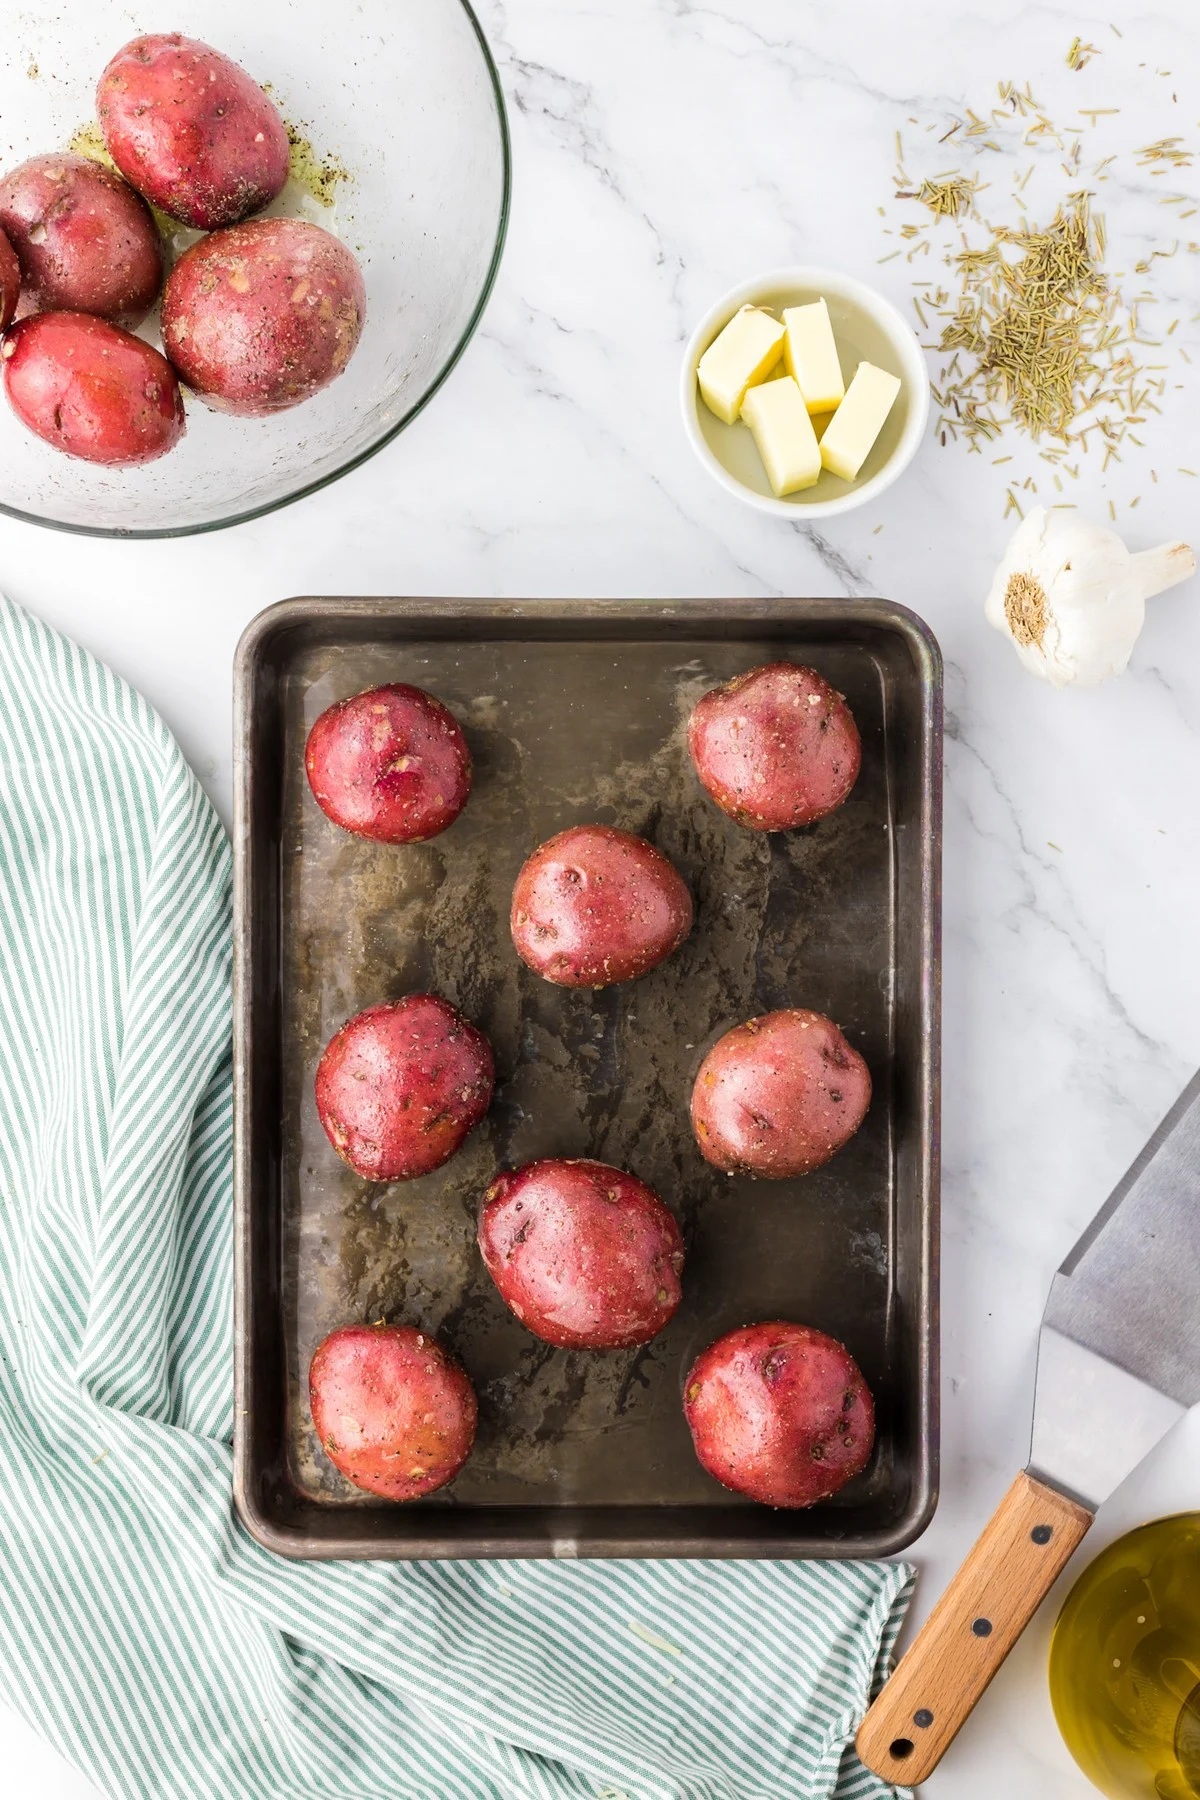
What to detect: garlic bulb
<box><xmin>984</xmin><ymin>506</ymin><xmax>1195</xmax><ymax>687</ymax></box>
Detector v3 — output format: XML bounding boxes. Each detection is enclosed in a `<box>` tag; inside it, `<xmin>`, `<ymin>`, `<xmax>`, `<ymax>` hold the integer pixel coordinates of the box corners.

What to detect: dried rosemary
<box><xmin>1066</xmin><ymin>37</ymin><xmax>1101</xmax><ymax>72</ymax></box>
<box><xmin>1136</xmin><ymin>138</ymin><xmax>1193</xmax><ymax>169</ymax></box>
<box><xmin>897</xmin><ymin>174</ymin><xmax>979</xmax><ymax>220</ymax></box>
<box><xmin>932</xmin><ymin>191</ymin><xmax>1141</xmax><ymax>446</ymax></box>
<box><xmin>885</xmin><ymin>63</ymin><xmax>1195</xmax><ymax>509</ymax></box>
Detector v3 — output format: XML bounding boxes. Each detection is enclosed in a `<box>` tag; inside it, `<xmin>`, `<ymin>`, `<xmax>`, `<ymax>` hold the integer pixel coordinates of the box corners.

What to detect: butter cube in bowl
<box><xmin>697</xmin><ymin>305</ymin><xmax>785</xmax><ymax>424</ymax></box>
<box><xmin>681</xmin><ymin>266</ymin><xmax>928</xmax><ymax>520</ymax></box>
<box><xmin>741</xmin><ymin>377</ymin><xmax>821</xmax><ymax>497</ymax></box>
<box><xmin>783</xmin><ymin>299</ymin><xmax>845</xmax><ymax>415</ymax></box>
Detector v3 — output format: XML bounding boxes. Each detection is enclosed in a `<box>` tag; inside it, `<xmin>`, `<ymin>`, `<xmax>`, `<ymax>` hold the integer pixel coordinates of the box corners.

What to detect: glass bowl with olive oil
<box><xmin>1050</xmin><ymin>1514</ymin><xmax>1200</xmax><ymax>1800</ymax></box>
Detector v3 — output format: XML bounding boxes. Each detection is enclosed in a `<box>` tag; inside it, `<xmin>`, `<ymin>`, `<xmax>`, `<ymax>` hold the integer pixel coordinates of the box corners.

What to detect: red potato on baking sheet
<box><xmin>2</xmin><ymin>312</ymin><xmax>185</xmax><ymax>466</ymax></box>
<box><xmin>511</xmin><ymin>824</ymin><xmax>693</xmax><ymax>988</ymax></box>
<box><xmin>97</xmin><ymin>33</ymin><xmax>289</xmax><ymax>230</ymax></box>
<box><xmin>310</xmin><ymin>1323</ymin><xmax>477</xmax><ymax>1501</ymax></box>
<box><xmin>306</xmin><ymin>683</ymin><xmax>472</xmax><ymax>844</ymax></box>
<box><xmin>0</xmin><ymin>154</ymin><xmax>162</xmax><ymax>328</ymax></box>
<box><xmin>315</xmin><ymin>994</ymin><xmax>494</xmax><ymax>1182</ymax></box>
<box><xmin>0</xmin><ymin>229</ymin><xmax>18</xmax><ymax>330</ymax></box>
<box><xmin>161</xmin><ymin>217</ymin><xmax>366</xmax><ymax>416</ymax></box>
<box><xmin>478</xmin><ymin>1158</ymin><xmax>684</xmax><ymax>1349</ymax></box>
<box><xmin>688</xmin><ymin>662</ymin><xmax>861</xmax><ymax>830</ymax></box>
<box><xmin>684</xmin><ymin>1321</ymin><xmax>875</xmax><ymax>1507</ymax></box>
<box><xmin>690</xmin><ymin>1008</ymin><xmax>871</xmax><ymax>1178</ymax></box>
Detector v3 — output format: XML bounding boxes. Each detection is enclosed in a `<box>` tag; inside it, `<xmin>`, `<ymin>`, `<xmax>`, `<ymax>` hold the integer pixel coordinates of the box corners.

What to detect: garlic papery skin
<box><xmin>984</xmin><ymin>506</ymin><xmax>1196</xmax><ymax>687</ymax></box>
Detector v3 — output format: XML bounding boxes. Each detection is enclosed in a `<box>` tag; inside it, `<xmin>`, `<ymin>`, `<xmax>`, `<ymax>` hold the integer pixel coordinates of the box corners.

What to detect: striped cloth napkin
<box><xmin>0</xmin><ymin>594</ymin><xmax>913</xmax><ymax>1800</ymax></box>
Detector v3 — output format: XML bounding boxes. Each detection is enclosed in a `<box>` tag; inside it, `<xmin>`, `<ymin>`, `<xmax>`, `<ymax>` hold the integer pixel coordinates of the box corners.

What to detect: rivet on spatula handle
<box><xmin>855</xmin><ymin>1470</ymin><xmax>1093</xmax><ymax>1785</ymax></box>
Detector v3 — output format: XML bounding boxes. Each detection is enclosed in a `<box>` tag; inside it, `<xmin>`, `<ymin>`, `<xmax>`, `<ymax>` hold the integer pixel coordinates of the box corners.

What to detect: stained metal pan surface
<box><xmin>233</xmin><ymin>598</ymin><xmax>941</xmax><ymax>1559</ymax></box>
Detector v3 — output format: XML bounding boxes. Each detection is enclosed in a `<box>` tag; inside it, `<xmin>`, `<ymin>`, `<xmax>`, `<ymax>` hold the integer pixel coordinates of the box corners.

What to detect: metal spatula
<box><xmin>857</xmin><ymin>1069</ymin><xmax>1200</xmax><ymax>1785</ymax></box>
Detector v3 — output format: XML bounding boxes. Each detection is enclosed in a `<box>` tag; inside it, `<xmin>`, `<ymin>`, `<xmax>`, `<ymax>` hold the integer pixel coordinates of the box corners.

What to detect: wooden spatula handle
<box><xmin>855</xmin><ymin>1471</ymin><xmax>1093</xmax><ymax>1786</ymax></box>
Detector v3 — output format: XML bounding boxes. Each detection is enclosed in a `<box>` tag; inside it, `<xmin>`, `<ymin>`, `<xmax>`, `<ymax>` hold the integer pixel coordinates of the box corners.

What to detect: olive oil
<box><xmin>1049</xmin><ymin>1515</ymin><xmax>1200</xmax><ymax>1800</ymax></box>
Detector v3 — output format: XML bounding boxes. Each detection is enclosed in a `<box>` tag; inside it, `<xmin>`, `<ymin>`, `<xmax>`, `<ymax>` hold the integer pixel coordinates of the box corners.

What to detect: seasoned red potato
<box><xmin>0</xmin><ymin>154</ymin><xmax>162</xmax><ymax>328</ymax></box>
<box><xmin>2</xmin><ymin>312</ymin><xmax>185</xmax><ymax>466</ymax></box>
<box><xmin>478</xmin><ymin>1158</ymin><xmax>684</xmax><ymax>1349</ymax></box>
<box><xmin>315</xmin><ymin>994</ymin><xmax>494</xmax><ymax>1182</ymax></box>
<box><xmin>161</xmin><ymin>217</ymin><xmax>366</xmax><ymax>416</ymax></box>
<box><xmin>511</xmin><ymin>824</ymin><xmax>693</xmax><ymax>987</ymax></box>
<box><xmin>688</xmin><ymin>662</ymin><xmax>861</xmax><ymax>830</ymax></box>
<box><xmin>310</xmin><ymin>1323</ymin><xmax>477</xmax><ymax>1501</ymax></box>
<box><xmin>97</xmin><ymin>33</ymin><xmax>289</xmax><ymax>230</ymax></box>
<box><xmin>306</xmin><ymin>683</ymin><xmax>472</xmax><ymax>843</ymax></box>
<box><xmin>690</xmin><ymin>1008</ymin><xmax>870</xmax><ymax>1178</ymax></box>
<box><xmin>683</xmin><ymin>1321</ymin><xmax>875</xmax><ymax>1507</ymax></box>
<box><xmin>0</xmin><ymin>228</ymin><xmax>19</xmax><ymax>330</ymax></box>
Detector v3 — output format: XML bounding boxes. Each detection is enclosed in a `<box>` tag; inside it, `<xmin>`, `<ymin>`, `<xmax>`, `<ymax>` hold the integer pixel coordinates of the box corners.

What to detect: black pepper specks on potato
<box><xmin>97</xmin><ymin>33</ymin><xmax>290</xmax><ymax>230</ymax></box>
<box><xmin>688</xmin><ymin>662</ymin><xmax>861</xmax><ymax>830</ymax></box>
<box><xmin>161</xmin><ymin>216</ymin><xmax>365</xmax><ymax>415</ymax></box>
<box><xmin>0</xmin><ymin>154</ymin><xmax>163</xmax><ymax>327</ymax></box>
<box><xmin>478</xmin><ymin>1158</ymin><xmax>685</xmax><ymax>1349</ymax></box>
<box><xmin>690</xmin><ymin>1008</ymin><xmax>871</xmax><ymax>1178</ymax></box>
<box><xmin>683</xmin><ymin>1321</ymin><xmax>875</xmax><ymax>1507</ymax></box>
<box><xmin>510</xmin><ymin>824</ymin><xmax>693</xmax><ymax>988</ymax></box>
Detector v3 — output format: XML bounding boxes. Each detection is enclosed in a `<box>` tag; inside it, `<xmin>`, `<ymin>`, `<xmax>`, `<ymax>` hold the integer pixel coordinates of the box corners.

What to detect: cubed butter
<box><xmin>741</xmin><ymin>375</ymin><xmax>821</xmax><ymax>496</ymax></box>
<box><xmin>819</xmin><ymin>361</ymin><xmax>902</xmax><ymax>482</ymax></box>
<box><xmin>697</xmin><ymin>305</ymin><xmax>785</xmax><ymax>425</ymax></box>
<box><xmin>782</xmin><ymin>298</ymin><xmax>845</xmax><ymax>414</ymax></box>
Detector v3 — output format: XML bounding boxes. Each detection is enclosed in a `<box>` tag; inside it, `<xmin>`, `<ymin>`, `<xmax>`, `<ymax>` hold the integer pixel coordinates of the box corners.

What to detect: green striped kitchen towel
<box><xmin>0</xmin><ymin>592</ymin><xmax>914</xmax><ymax>1800</ymax></box>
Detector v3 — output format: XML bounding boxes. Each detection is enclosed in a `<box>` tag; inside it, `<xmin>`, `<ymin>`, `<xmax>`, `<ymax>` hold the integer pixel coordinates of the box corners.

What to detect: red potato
<box><xmin>306</xmin><ymin>683</ymin><xmax>472</xmax><ymax>844</ymax></box>
<box><xmin>97</xmin><ymin>33</ymin><xmax>289</xmax><ymax>230</ymax></box>
<box><xmin>2</xmin><ymin>312</ymin><xmax>185</xmax><ymax>466</ymax></box>
<box><xmin>161</xmin><ymin>217</ymin><xmax>365</xmax><ymax>416</ymax></box>
<box><xmin>688</xmin><ymin>662</ymin><xmax>861</xmax><ymax>830</ymax></box>
<box><xmin>511</xmin><ymin>824</ymin><xmax>693</xmax><ymax>988</ymax></box>
<box><xmin>310</xmin><ymin>1323</ymin><xmax>477</xmax><ymax>1501</ymax></box>
<box><xmin>315</xmin><ymin>994</ymin><xmax>494</xmax><ymax>1182</ymax></box>
<box><xmin>0</xmin><ymin>228</ymin><xmax>18</xmax><ymax>330</ymax></box>
<box><xmin>690</xmin><ymin>1008</ymin><xmax>870</xmax><ymax>1179</ymax></box>
<box><xmin>0</xmin><ymin>154</ymin><xmax>162</xmax><ymax>328</ymax></box>
<box><xmin>478</xmin><ymin>1158</ymin><xmax>684</xmax><ymax>1350</ymax></box>
<box><xmin>683</xmin><ymin>1321</ymin><xmax>875</xmax><ymax>1507</ymax></box>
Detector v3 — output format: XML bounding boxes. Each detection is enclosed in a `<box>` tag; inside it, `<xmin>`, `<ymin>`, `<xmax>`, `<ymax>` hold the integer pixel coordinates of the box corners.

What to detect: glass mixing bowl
<box><xmin>0</xmin><ymin>2</ymin><xmax>510</xmax><ymax>536</ymax></box>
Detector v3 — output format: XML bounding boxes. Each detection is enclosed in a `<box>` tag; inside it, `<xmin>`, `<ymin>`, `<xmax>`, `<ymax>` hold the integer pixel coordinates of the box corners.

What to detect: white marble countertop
<box><xmin>3</xmin><ymin>1</ymin><xmax>1200</xmax><ymax>1794</ymax></box>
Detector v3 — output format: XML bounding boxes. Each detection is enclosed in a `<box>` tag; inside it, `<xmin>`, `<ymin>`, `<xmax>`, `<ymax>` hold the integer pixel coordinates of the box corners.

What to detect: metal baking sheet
<box><xmin>233</xmin><ymin>597</ymin><xmax>941</xmax><ymax>1559</ymax></box>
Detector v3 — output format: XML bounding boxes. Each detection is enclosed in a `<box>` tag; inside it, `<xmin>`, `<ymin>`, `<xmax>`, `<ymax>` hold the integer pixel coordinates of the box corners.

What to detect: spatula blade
<box><xmin>1029</xmin><ymin>1069</ymin><xmax>1200</xmax><ymax>1510</ymax></box>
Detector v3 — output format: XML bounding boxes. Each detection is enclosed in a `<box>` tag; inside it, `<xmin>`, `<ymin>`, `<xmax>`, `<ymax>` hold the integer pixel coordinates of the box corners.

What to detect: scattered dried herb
<box><xmin>897</xmin><ymin>174</ymin><xmax>979</xmax><ymax>220</ymax></box>
<box><xmin>1066</xmin><ymin>37</ymin><xmax>1102</xmax><ymax>71</ymax></box>
<box><xmin>283</xmin><ymin>122</ymin><xmax>349</xmax><ymax>208</ymax></box>
<box><xmin>929</xmin><ymin>191</ymin><xmax>1149</xmax><ymax>448</ymax></box>
<box><xmin>885</xmin><ymin>65</ymin><xmax>1198</xmax><ymax>512</ymax></box>
<box><xmin>1136</xmin><ymin>137</ymin><xmax>1193</xmax><ymax>169</ymax></box>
